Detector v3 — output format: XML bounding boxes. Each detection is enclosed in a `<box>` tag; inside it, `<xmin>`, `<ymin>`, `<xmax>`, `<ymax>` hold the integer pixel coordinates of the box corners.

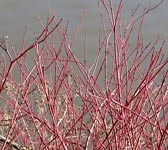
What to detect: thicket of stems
<box><xmin>0</xmin><ymin>0</ymin><xmax>167</xmax><ymax>149</ymax></box>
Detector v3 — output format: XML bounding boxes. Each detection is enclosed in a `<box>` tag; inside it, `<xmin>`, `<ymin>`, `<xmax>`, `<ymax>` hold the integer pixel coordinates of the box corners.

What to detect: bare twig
<box><xmin>0</xmin><ymin>134</ymin><xmax>29</xmax><ymax>150</ymax></box>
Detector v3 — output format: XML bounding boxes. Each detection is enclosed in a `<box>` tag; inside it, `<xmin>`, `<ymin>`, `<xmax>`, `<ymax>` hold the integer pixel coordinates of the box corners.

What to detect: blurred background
<box><xmin>0</xmin><ymin>0</ymin><xmax>167</xmax><ymax>58</ymax></box>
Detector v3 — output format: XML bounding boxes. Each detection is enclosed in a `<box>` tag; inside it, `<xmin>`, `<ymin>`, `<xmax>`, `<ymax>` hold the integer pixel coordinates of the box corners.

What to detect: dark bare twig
<box><xmin>0</xmin><ymin>134</ymin><xmax>29</xmax><ymax>150</ymax></box>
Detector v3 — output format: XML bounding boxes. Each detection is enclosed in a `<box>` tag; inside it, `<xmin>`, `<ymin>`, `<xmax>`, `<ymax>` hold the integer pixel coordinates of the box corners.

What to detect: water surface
<box><xmin>0</xmin><ymin>0</ymin><xmax>167</xmax><ymax>58</ymax></box>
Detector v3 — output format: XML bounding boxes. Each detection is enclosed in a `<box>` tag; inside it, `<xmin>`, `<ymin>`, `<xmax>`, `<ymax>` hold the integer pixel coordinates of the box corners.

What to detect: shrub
<box><xmin>0</xmin><ymin>0</ymin><xmax>167</xmax><ymax>149</ymax></box>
